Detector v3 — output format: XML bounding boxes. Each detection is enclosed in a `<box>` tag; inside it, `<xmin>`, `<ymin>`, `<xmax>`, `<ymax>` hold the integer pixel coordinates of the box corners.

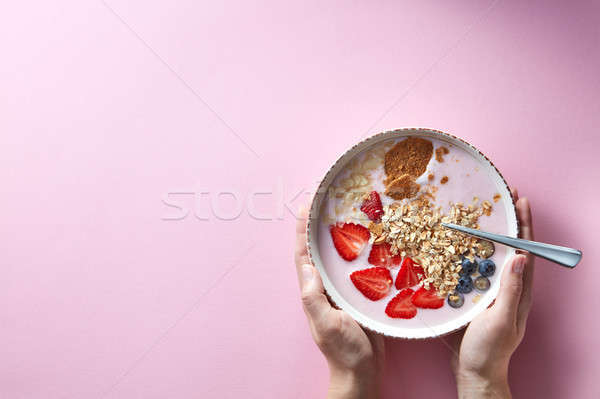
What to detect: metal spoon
<box><xmin>441</xmin><ymin>223</ymin><xmax>582</xmax><ymax>268</ymax></box>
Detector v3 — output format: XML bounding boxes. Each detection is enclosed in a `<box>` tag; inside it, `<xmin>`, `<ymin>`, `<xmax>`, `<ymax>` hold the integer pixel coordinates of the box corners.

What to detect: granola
<box><xmin>370</xmin><ymin>194</ymin><xmax>493</xmax><ymax>297</ymax></box>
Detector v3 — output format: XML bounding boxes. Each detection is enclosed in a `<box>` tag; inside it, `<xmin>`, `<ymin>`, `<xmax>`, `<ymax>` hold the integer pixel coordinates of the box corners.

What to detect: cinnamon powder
<box><xmin>384</xmin><ymin>137</ymin><xmax>433</xmax><ymax>179</ymax></box>
<box><xmin>384</xmin><ymin>137</ymin><xmax>434</xmax><ymax>200</ymax></box>
<box><xmin>383</xmin><ymin>137</ymin><xmax>434</xmax><ymax>200</ymax></box>
<box><xmin>435</xmin><ymin>146</ymin><xmax>449</xmax><ymax>162</ymax></box>
<box><xmin>385</xmin><ymin>174</ymin><xmax>421</xmax><ymax>200</ymax></box>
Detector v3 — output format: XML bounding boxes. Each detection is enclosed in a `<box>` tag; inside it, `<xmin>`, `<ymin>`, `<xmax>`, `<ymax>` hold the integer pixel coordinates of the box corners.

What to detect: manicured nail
<box><xmin>302</xmin><ymin>264</ymin><xmax>314</xmax><ymax>285</ymax></box>
<box><xmin>512</xmin><ymin>256</ymin><xmax>525</xmax><ymax>274</ymax></box>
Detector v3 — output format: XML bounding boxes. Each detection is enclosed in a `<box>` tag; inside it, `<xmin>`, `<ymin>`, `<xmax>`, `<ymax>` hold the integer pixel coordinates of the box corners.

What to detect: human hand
<box><xmin>295</xmin><ymin>206</ymin><xmax>385</xmax><ymax>399</ymax></box>
<box><xmin>450</xmin><ymin>189</ymin><xmax>535</xmax><ymax>398</ymax></box>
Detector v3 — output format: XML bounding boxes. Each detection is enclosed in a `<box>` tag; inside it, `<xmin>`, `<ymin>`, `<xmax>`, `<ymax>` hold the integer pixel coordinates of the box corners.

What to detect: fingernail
<box><xmin>512</xmin><ymin>256</ymin><xmax>525</xmax><ymax>274</ymax></box>
<box><xmin>302</xmin><ymin>264</ymin><xmax>314</xmax><ymax>285</ymax></box>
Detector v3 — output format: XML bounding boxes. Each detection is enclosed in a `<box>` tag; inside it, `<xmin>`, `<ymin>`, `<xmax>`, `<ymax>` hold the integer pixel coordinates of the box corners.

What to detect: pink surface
<box><xmin>0</xmin><ymin>1</ymin><xmax>598</xmax><ymax>398</ymax></box>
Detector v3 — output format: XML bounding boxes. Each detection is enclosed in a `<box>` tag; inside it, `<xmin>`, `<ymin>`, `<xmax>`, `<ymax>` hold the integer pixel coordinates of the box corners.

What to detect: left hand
<box><xmin>295</xmin><ymin>206</ymin><xmax>385</xmax><ymax>399</ymax></box>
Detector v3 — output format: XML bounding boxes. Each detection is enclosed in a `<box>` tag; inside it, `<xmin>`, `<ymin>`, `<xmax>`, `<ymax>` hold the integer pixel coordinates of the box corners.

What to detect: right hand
<box><xmin>451</xmin><ymin>189</ymin><xmax>535</xmax><ymax>398</ymax></box>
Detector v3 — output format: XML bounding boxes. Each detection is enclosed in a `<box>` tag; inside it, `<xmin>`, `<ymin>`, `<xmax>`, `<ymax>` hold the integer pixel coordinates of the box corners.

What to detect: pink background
<box><xmin>1</xmin><ymin>0</ymin><xmax>598</xmax><ymax>398</ymax></box>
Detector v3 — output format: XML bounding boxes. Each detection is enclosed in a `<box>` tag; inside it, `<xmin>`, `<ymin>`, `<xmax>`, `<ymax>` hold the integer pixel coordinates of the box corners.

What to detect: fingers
<box><xmin>516</xmin><ymin>197</ymin><xmax>535</xmax><ymax>329</ymax></box>
<box><xmin>296</xmin><ymin>205</ymin><xmax>309</xmax><ymax>234</ymax></box>
<box><xmin>295</xmin><ymin>204</ymin><xmax>333</xmax><ymax>327</ymax></box>
<box><xmin>494</xmin><ymin>255</ymin><xmax>527</xmax><ymax>328</ymax></box>
<box><xmin>295</xmin><ymin>206</ymin><xmax>310</xmax><ymax>286</ymax></box>
<box><xmin>516</xmin><ymin>258</ymin><xmax>534</xmax><ymax>330</ymax></box>
<box><xmin>517</xmin><ymin>197</ymin><xmax>534</xmax><ymax>241</ymax></box>
<box><xmin>511</xmin><ymin>187</ymin><xmax>519</xmax><ymax>202</ymax></box>
<box><xmin>300</xmin><ymin>263</ymin><xmax>331</xmax><ymax>323</ymax></box>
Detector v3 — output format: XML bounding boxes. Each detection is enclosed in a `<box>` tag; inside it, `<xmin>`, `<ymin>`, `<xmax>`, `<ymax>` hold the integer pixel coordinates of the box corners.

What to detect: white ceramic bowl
<box><xmin>306</xmin><ymin>128</ymin><xmax>518</xmax><ymax>339</ymax></box>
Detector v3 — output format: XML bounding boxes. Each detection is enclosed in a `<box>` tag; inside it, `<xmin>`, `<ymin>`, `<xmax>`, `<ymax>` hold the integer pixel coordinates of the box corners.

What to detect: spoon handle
<box><xmin>441</xmin><ymin>223</ymin><xmax>582</xmax><ymax>268</ymax></box>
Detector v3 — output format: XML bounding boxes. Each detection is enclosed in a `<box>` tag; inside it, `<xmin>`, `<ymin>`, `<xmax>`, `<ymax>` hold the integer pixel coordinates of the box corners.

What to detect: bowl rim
<box><xmin>306</xmin><ymin>128</ymin><xmax>519</xmax><ymax>339</ymax></box>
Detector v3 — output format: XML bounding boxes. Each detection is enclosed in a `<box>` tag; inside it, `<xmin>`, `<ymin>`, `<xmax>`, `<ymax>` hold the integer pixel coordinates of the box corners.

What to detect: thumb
<box><xmin>300</xmin><ymin>264</ymin><xmax>330</xmax><ymax>322</ymax></box>
<box><xmin>494</xmin><ymin>255</ymin><xmax>526</xmax><ymax>325</ymax></box>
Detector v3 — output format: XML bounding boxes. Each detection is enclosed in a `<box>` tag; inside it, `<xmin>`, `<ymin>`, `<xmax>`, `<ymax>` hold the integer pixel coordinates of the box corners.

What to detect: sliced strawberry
<box><xmin>411</xmin><ymin>286</ymin><xmax>444</xmax><ymax>309</ymax></box>
<box><xmin>360</xmin><ymin>191</ymin><xmax>383</xmax><ymax>221</ymax></box>
<box><xmin>368</xmin><ymin>242</ymin><xmax>402</xmax><ymax>268</ymax></box>
<box><xmin>350</xmin><ymin>267</ymin><xmax>393</xmax><ymax>301</ymax></box>
<box><xmin>385</xmin><ymin>288</ymin><xmax>417</xmax><ymax>319</ymax></box>
<box><xmin>395</xmin><ymin>257</ymin><xmax>426</xmax><ymax>289</ymax></box>
<box><xmin>330</xmin><ymin>223</ymin><xmax>370</xmax><ymax>261</ymax></box>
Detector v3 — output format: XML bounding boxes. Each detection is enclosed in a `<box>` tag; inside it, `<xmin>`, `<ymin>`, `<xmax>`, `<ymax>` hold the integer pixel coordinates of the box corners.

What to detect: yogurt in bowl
<box><xmin>306</xmin><ymin>128</ymin><xmax>518</xmax><ymax>339</ymax></box>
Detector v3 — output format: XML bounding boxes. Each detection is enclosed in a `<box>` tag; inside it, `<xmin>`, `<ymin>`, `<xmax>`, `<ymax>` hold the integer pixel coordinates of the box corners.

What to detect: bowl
<box><xmin>306</xmin><ymin>128</ymin><xmax>518</xmax><ymax>339</ymax></box>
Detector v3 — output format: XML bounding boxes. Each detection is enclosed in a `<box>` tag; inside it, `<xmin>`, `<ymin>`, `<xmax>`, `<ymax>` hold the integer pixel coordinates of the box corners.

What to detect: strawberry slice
<box><xmin>411</xmin><ymin>286</ymin><xmax>444</xmax><ymax>309</ymax></box>
<box><xmin>350</xmin><ymin>267</ymin><xmax>393</xmax><ymax>301</ymax></box>
<box><xmin>330</xmin><ymin>223</ymin><xmax>370</xmax><ymax>261</ymax></box>
<box><xmin>368</xmin><ymin>242</ymin><xmax>402</xmax><ymax>268</ymax></box>
<box><xmin>395</xmin><ymin>257</ymin><xmax>426</xmax><ymax>290</ymax></box>
<box><xmin>385</xmin><ymin>288</ymin><xmax>417</xmax><ymax>319</ymax></box>
<box><xmin>360</xmin><ymin>191</ymin><xmax>383</xmax><ymax>221</ymax></box>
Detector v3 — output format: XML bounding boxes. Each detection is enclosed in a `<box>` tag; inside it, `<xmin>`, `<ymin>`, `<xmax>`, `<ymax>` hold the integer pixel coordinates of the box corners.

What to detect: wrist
<box><xmin>455</xmin><ymin>367</ymin><xmax>511</xmax><ymax>399</ymax></box>
<box><xmin>327</xmin><ymin>366</ymin><xmax>381</xmax><ymax>399</ymax></box>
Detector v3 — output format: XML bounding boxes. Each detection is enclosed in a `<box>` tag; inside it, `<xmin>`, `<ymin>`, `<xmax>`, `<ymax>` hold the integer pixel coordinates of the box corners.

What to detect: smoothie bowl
<box><xmin>306</xmin><ymin>128</ymin><xmax>518</xmax><ymax>339</ymax></box>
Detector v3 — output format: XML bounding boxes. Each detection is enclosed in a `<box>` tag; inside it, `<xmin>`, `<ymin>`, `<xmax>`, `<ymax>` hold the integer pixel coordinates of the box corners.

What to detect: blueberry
<box><xmin>478</xmin><ymin>259</ymin><xmax>496</xmax><ymax>277</ymax></box>
<box><xmin>460</xmin><ymin>258</ymin><xmax>477</xmax><ymax>275</ymax></box>
<box><xmin>474</xmin><ymin>276</ymin><xmax>490</xmax><ymax>292</ymax></box>
<box><xmin>456</xmin><ymin>275</ymin><xmax>473</xmax><ymax>293</ymax></box>
<box><xmin>447</xmin><ymin>291</ymin><xmax>464</xmax><ymax>308</ymax></box>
